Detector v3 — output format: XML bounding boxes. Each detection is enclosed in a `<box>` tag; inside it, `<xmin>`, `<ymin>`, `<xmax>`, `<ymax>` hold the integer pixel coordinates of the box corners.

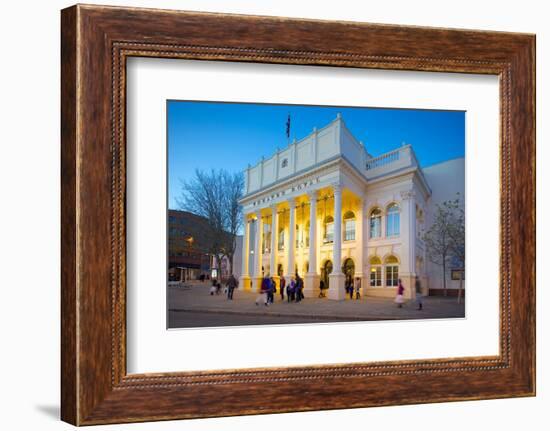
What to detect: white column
<box><xmin>355</xmin><ymin>199</ymin><xmax>365</xmax><ymax>295</ymax></box>
<box><xmin>270</xmin><ymin>204</ymin><xmax>278</xmax><ymax>279</ymax></box>
<box><xmin>400</xmin><ymin>190</ymin><xmax>416</xmax><ymax>299</ymax></box>
<box><xmin>328</xmin><ymin>183</ymin><xmax>346</xmax><ymax>299</ymax></box>
<box><xmin>304</xmin><ymin>190</ymin><xmax>319</xmax><ymax>297</ymax></box>
<box><xmin>239</xmin><ymin>213</ymin><xmax>251</xmax><ymax>289</ymax></box>
<box><xmin>307</xmin><ymin>191</ymin><xmax>318</xmax><ymax>274</ymax></box>
<box><xmin>332</xmin><ymin>185</ymin><xmax>343</xmax><ymax>275</ymax></box>
<box><xmin>285</xmin><ymin>199</ymin><xmax>296</xmax><ymax>282</ymax></box>
<box><xmin>253</xmin><ymin>211</ymin><xmax>263</xmax><ymax>290</ymax></box>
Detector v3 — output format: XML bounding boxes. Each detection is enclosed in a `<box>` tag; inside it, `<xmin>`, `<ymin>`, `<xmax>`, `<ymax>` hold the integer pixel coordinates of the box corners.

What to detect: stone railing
<box><xmin>364</xmin><ymin>145</ymin><xmax>421</xmax><ymax>179</ymax></box>
<box><xmin>365</xmin><ymin>147</ymin><xmax>401</xmax><ymax>170</ymax></box>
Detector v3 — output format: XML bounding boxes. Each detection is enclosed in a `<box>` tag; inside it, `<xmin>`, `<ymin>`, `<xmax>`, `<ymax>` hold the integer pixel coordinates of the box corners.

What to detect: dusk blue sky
<box><xmin>167</xmin><ymin>101</ymin><xmax>465</xmax><ymax>209</ymax></box>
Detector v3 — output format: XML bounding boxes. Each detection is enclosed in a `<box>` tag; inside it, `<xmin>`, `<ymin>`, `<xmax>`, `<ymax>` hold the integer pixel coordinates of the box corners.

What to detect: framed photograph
<box><xmin>61</xmin><ymin>4</ymin><xmax>535</xmax><ymax>425</ymax></box>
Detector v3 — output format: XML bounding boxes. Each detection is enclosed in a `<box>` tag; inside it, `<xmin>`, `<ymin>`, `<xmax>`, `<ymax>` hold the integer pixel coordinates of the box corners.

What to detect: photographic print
<box><xmin>167</xmin><ymin>101</ymin><xmax>466</xmax><ymax>329</ymax></box>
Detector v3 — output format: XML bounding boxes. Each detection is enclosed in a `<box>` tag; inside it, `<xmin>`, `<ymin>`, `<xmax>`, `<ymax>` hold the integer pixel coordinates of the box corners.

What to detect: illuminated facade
<box><xmin>238</xmin><ymin>114</ymin><xmax>464</xmax><ymax>300</ymax></box>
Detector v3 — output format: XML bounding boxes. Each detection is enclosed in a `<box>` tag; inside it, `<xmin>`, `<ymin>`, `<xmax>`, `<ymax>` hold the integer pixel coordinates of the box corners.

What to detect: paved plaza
<box><xmin>168</xmin><ymin>281</ymin><xmax>465</xmax><ymax>328</ymax></box>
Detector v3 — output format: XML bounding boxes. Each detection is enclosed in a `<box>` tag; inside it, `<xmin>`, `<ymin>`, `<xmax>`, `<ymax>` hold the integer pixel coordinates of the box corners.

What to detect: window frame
<box><xmin>386</xmin><ymin>203</ymin><xmax>400</xmax><ymax>237</ymax></box>
<box><xmin>369</xmin><ymin>208</ymin><xmax>382</xmax><ymax>239</ymax></box>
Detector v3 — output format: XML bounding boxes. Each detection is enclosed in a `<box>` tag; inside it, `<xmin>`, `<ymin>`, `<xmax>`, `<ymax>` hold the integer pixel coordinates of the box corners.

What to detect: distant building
<box><xmin>168</xmin><ymin>209</ymin><xmax>242</xmax><ymax>282</ymax></box>
<box><xmin>168</xmin><ymin>210</ymin><xmax>212</xmax><ymax>282</ymax></box>
<box><xmin>238</xmin><ymin>114</ymin><xmax>465</xmax><ymax>299</ymax></box>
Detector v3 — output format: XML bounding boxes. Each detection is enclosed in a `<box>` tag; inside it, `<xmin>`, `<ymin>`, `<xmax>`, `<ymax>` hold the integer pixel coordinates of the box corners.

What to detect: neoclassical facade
<box><xmin>238</xmin><ymin>114</ymin><xmax>464</xmax><ymax>300</ymax></box>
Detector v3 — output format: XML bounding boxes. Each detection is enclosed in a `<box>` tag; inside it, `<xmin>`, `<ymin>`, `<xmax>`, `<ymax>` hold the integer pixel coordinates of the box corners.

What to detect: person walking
<box><xmin>395</xmin><ymin>279</ymin><xmax>405</xmax><ymax>308</ymax></box>
<box><xmin>209</xmin><ymin>278</ymin><xmax>218</xmax><ymax>295</ymax></box>
<box><xmin>319</xmin><ymin>279</ymin><xmax>326</xmax><ymax>298</ymax></box>
<box><xmin>256</xmin><ymin>275</ymin><xmax>270</xmax><ymax>306</ymax></box>
<box><xmin>355</xmin><ymin>277</ymin><xmax>361</xmax><ymax>300</ymax></box>
<box><xmin>226</xmin><ymin>274</ymin><xmax>238</xmax><ymax>300</ymax></box>
<box><xmin>267</xmin><ymin>276</ymin><xmax>275</xmax><ymax>304</ymax></box>
<box><xmin>295</xmin><ymin>273</ymin><xmax>303</xmax><ymax>302</ymax></box>
<box><xmin>348</xmin><ymin>276</ymin><xmax>354</xmax><ymax>300</ymax></box>
<box><xmin>287</xmin><ymin>277</ymin><xmax>295</xmax><ymax>302</ymax></box>
<box><xmin>279</xmin><ymin>276</ymin><xmax>286</xmax><ymax>301</ymax></box>
<box><xmin>415</xmin><ymin>276</ymin><xmax>423</xmax><ymax>310</ymax></box>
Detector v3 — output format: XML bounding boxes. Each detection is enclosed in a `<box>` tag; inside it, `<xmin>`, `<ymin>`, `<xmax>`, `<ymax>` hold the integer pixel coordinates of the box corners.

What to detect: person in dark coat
<box><xmin>348</xmin><ymin>276</ymin><xmax>354</xmax><ymax>300</ymax></box>
<box><xmin>319</xmin><ymin>279</ymin><xmax>326</xmax><ymax>298</ymax></box>
<box><xmin>279</xmin><ymin>276</ymin><xmax>286</xmax><ymax>301</ymax></box>
<box><xmin>295</xmin><ymin>273</ymin><xmax>304</xmax><ymax>302</ymax></box>
<box><xmin>226</xmin><ymin>274</ymin><xmax>238</xmax><ymax>300</ymax></box>
<box><xmin>267</xmin><ymin>277</ymin><xmax>275</xmax><ymax>304</ymax></box>
<box><xmin>287</xmin><ymin>277</ymin><xmax>295</xmax><ymax>302</ymax></box>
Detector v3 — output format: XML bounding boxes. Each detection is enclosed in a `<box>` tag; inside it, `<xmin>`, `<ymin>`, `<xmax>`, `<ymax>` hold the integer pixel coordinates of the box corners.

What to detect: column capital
<box><xmin>287</xmin><ymin>198</ymin><xmax>296</xmax><ymax>209</ymax></box>
<box><xmin>400</xmin><ymin>190</ymin><xmax>416</xmax><ymax>201</ymax></box>
<box><xmin>270</xmin><ymin>203</ymin><xmax>278</xmax><ymax>212</ymax></box>
<box><xmin>307</xmin><ymin>189</ymin><xmax>318</xmax><ymax>200</ymax></box>
<box><xmin>331</xmin><ymin>182</ymin><xmax>342</xmax><ymax>195</ymax></box>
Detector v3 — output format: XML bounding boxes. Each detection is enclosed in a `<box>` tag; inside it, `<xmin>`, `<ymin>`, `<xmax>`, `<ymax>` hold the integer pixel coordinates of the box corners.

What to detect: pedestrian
<box><xmin>318</xmin><ymin>280</ymin><xmax>326</xmax><ymax>298</ymax></box>
<box><xmin>348</xmin><ymin>276</ymin><xmax>354</xmax><ymax>300</ymax></box>
<box><xmin>256</xmin><ymin>275</ymin><xmax>269</xmax><ymax>306</ymax></box>
<box><xmin>415</xmin><ymin>276</ymin><xmax>423</xmax><ymax>310</ymax></box>
<box><xmin>209</xmin><ymin>278</ymin><xmax>217</xmax><ymax>295</ymax></box>
<box><xmin>226</xmin><ymin>274</ymin><xmax>238</xmax><ymax>300</ymax></box>
<box><xmin>267</xmin><ymin>276</ymin><xmax>276</xmax><ymax>304</ymax></box>
<box><xmin>355</xmin><ymin>277</ymin><xmax>361</xmax><ymax>300</ymax></box>
<box><xmin>395</xmin><ymin>278</ymin><xmax>405</xmax><ymax>308</ymax></box>
<box><xmin>287</xmin><ymin>277</ymin><xmax>295</xmax><ymax>302</ymax></box>
<box><xmin>295</xmin><ymin>273</ymin><xmax>304</xmax><ymax>302</ymax></box>
<box><xmin>279</xmin><ymin>276</ymin><xmax>286</xmax><ymax>301</ymax></box>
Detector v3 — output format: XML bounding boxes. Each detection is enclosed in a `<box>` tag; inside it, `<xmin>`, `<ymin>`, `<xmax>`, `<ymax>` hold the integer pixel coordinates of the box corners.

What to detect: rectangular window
<box><xmin>278</xmin><ymin>231</ymin><xmax>285</xmax><ymax>251</ymax></box>
<box><xmin>370</xmin><ymin>217</ymin><xmax>381</xmax><ymax>238</ymax></box>
<box><xmin>344</xmin><ymin>220</ymin><xmax>355</xmax><ymax>241</ymax></box>
<box><xmin>370</xmin><ymin>267</ymin><xmax>381</xmax><ymax>286</ymax></box>
<box><xmin>324</xmin><ymin>223</ymin><xmax>334</xmax><ymax>243</ymax></box>
<box><xmin>262</xmin><ymin>232</ymin><xmax>271</xmax><ymax>254</ymax></box>
<box><xmin>386</xmin><ymin>213</ymin><xmax>400</xmax><ymax>237</ymax></box>
<box><xmin>385</xmin><ymin>265</ymin><xmax>399</xmax><ymax>286</ymax></box>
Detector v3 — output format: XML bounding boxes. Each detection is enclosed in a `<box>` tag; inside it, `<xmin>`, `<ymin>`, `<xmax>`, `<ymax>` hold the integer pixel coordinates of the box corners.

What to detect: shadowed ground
<box><xmin>168</xmin><ymin>281</ymin><xmax>465</xmax><ymax>329</ymax></box>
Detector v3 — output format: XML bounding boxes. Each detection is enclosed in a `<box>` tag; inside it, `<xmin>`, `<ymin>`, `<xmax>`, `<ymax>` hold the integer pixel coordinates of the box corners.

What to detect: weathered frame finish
<box><xmin>61</xmin><ymin>4</ymin><xmax>535</xmax><ymax>426</ymax></box>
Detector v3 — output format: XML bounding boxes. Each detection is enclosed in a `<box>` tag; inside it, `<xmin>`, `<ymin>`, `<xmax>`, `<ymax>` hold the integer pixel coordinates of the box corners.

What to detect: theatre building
<box><xmin>238</xmin><ymin>114</ymin><xmax>465</xmax><ymax>300</ymax></box>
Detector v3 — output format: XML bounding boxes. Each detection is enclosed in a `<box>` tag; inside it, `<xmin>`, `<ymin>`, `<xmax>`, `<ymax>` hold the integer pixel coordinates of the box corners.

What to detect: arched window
<box><xmin>385</xmin><ymin>255</ymin><xmax>399</xmax><ymax>286</ymax></box>
<box><xmin>369</xmin><ymin>208</ymin><xmax>382</xmax><ymax>238</ymax></box>
<box><xmin>323</xmin><ymin>215</ymin><xmax>334</xmax><ymax>243</ymax></box>
<box><xmin>369</xmin><ymin>256</ymin><xmax>382</xmax><ymax>286</ymax></box>
<box><xmin>343</xmin><ymin>211</ymin><xmax>356</xmax><ymax>241</ymax></box>
<box><xmin>386</xmin><ymin>203</ymin><xmax>400</xmax><ymax>237</ymax></box>
<box><xmin>278</xmin><ymin>228</ymin><xmax>285</xmax><ymax>251</ymax></box>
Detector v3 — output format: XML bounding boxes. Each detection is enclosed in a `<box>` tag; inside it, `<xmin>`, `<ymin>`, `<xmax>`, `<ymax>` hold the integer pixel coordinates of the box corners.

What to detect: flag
<box><xmin>285</xmin><ymin>114</ymin><xmax>291</xmax><ymax>139</ymax></box>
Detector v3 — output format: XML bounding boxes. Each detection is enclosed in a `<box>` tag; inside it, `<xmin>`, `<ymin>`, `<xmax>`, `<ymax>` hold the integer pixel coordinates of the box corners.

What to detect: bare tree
<box><xmin>176</xmin><ymin>169</ymin><xmax>244</xmax><ymax>278</ymax></box>
<box><xmin>223</xmin><ymin>171</ymin><xmax>244</xmax><ymax>275</ymax></box>
<box><xmin>447</xmin><ymin>197</ymin><xmax>465</xmax><ymax>303</ymax></box>
<box><xmin>423</xmin><ymin>196</ymin><xmax>464</xmax><ymax>296</ymax></box>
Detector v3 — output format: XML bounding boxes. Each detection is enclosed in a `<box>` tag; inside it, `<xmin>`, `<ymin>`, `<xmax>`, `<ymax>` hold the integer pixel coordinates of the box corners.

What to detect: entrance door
<box><xmin>343</xmin><ymin>258</ymin><xmax>355</xmax><ymax>278</ymax></box>
<box><xmin>343</xmin><ymin>258</ymin><xmax>355</xmax><ymax>296</ymax></box>
<box><xmin>321</xmin><ymin>260</ymin><xmax>333</xmax><ymax>289</ymax></box>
